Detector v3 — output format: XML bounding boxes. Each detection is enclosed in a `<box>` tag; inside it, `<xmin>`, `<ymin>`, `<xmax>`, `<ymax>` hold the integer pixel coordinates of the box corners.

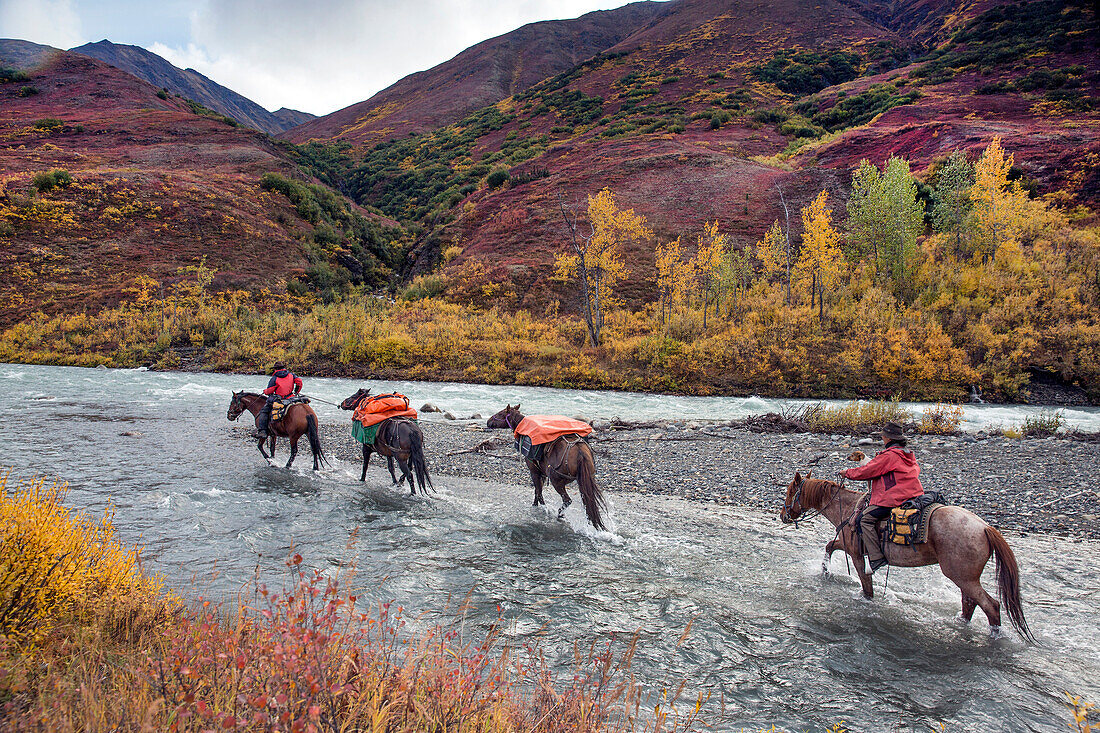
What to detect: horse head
<box><xmin>227</xmin><ymin>391</ymin><xmax>246</xmax><ymax>421</ymax></box>
<box><xmin>487</xmin><ymin>403</ymin><xmax>521</xmax><ymax>430</ymax></box>
<box><xmin>780</xmin><ymin>471</ymin><xmax>806</xmax><ymax>524</ymax></box>
<box><xmin>340</xmin><ymin>388</ymin><xmax>371</xmax><ymax>411</ymax></box>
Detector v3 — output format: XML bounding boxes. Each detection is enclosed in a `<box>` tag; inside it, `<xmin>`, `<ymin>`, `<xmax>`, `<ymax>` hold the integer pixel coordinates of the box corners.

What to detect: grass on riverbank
<box><xmin>0</xmin><ymin>472</ymin><xmax>705</xmax><ymax>732</ymax></box>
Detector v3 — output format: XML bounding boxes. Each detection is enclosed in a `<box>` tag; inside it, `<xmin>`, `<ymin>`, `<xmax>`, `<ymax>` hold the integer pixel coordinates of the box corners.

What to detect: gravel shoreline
<box><xmin>319</xmin><ymin>418</ymin><xmax>1100</xmax><ymax>540</ymax></box>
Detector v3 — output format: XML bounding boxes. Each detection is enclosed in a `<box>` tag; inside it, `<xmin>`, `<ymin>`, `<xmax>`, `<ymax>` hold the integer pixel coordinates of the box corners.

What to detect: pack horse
<box><xmin>340</xmin><ymin>389</ymin><xmax>432</xmax><ymax>494</ymax></box>
<box><xmin>487</xmin><ymin>404</ymin><xmax>608</xmax><ymax>531</ymax></box>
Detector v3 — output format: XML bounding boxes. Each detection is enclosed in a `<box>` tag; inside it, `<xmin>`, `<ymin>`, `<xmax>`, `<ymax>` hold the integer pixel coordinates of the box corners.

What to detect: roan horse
<box><xmin>487</xmin><ymin>404</ymin><xmax>607</xmax><ymax>531</ymax></box>
<box><xmin>338</xmin><ymin>389</ymin><xmax>432</xmax><ymax>494</ymax></box>
<box><xmin>227</xmin><ymin>392</ymin><xmax>327</xmax><ymax>471</ymax></box>
<box><xmin>781</xmin><ymin>472</ymin><xmax>1033</xmax><ymax>641</ymax></box>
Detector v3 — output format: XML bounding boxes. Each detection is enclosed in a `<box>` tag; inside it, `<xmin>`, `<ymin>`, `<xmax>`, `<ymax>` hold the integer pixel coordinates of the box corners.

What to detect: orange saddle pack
<box><xmin>352</xmin><ymin>393</ymin><xmax>418</xmax><ymax>427</ymax></box>
<box><xmin>513</xmin><ymin>415</ymin><xmax>593</xmax><ymax>446</ymax></box>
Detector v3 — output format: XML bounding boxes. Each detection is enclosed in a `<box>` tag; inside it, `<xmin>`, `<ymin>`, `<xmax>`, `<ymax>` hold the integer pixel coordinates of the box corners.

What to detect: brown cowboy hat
<box><xmin>881</xmin><ymin>421</ymin><xmax>906</xmax><ymax>441</ymax></box>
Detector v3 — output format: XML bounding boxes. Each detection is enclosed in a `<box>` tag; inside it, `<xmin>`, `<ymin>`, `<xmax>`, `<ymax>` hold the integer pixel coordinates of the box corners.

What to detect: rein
<box><xmin>785</xmin><ymin>478</ymin><xmax>843</xmax><ymax>528</ymax></box>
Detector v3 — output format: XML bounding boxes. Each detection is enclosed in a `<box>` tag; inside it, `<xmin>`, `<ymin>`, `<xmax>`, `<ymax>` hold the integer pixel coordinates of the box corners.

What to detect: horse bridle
<box><xmin>783</xmin><ymin>477</ymin><xmax>843</xmax><ymax>528</ymax></box>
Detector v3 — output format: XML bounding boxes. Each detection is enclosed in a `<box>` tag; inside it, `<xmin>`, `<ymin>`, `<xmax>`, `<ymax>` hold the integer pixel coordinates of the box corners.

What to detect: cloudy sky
<box><xmin>0</xmin><ymin>0</ymin><xmax>644</xmax><ymax>115</ymax></box>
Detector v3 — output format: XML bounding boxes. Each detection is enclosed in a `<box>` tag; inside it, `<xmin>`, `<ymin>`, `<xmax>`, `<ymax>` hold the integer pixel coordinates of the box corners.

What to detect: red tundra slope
<box><xmin>289</xmin><ymin>0</ymin><xmax>1096</xmax><ymax>310</ymax></box>
<box><xmin>0</xmin><ymin>44</ymin><xmax>387</xmax><ymax>326</ymax></box>
<box><xmin>284</xmin><ymin>1</ymin><xmax>670</xmax><ymax>144</ymax></box>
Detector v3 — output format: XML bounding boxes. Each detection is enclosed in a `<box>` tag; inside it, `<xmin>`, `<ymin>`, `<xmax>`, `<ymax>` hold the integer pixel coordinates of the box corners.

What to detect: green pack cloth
<box><xmin>352</xmin><ymin>419</ymin><xmax>380</xmax><ymax>445</ymax></box>
<box><xmin>352</xmin><ymin>417</ymin><xmax>417</xmax><ymax>445</ymax></box>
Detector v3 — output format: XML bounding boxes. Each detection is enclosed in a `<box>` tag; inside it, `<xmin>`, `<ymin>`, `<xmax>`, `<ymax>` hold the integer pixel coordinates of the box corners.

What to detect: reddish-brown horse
<box><xmin>487</xmin><ymin>404</ymin><xmax>607</xmax><ymax>531</ymax></box>
<box><xmin>227</xmin><ymin>392</ymin><xmax>327</xmax><ymax>471</ymax></box>
<box><xmin>781</xmin><ymin>472</ymin><xmax>1033</xmax><ymax>641</ymax></box>
<box><xmin>339</xmin><ymin>388</ymin><xmax>432</xmax><ymax>494</ymax></box>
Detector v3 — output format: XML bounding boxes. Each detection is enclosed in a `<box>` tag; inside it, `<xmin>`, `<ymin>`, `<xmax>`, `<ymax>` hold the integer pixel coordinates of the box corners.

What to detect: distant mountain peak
<box><xmin>69</xmin><ymin>39</ymin><xmax>301</xmax><ymax>134</ymax></box>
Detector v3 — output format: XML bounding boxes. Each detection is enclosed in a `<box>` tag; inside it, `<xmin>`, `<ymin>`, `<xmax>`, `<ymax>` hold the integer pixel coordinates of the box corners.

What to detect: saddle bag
<box><xmin>888</xmin><ymin>508</ymin><xmax>921</xmax><ymax>545</ymax></box>
<box><xmin>272</xmin><ymin>395</ymin><xmax>309</xmax><ymax>423</ymax></box>
<box><xmin>515</xmin><ymin>434</ymin><xmax>546</xmax><ymax>462</ymax></box>
<box><xmin>888</xmin><ymin>491</ymin><xmax>949</xmax><ymax>545</ymax></box>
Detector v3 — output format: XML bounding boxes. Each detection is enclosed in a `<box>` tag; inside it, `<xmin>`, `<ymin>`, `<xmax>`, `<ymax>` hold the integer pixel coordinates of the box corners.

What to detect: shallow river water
<box><xmin>2</xmin><ymin>364</ymin><xmax>1098</xmax><ymax>731</ymax></box>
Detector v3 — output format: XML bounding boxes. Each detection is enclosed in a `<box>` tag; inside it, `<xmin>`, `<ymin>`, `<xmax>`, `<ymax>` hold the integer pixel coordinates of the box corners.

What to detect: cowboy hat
<box><xmin>881</xmin><ymin>421</ymin><xmax>906</xmax><ymax>441</ymax></box>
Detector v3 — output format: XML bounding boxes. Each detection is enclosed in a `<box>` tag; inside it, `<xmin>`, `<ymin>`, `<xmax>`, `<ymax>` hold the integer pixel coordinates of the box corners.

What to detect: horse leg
<box><xmin>395</xmin><ymin>454</ymin><xmax>415</xmax><ymax>494</ymax></box>
<box><xmin>822</xmin><ymin>539</ymin><xmax>838</xmax><ymax>575</ymax></box>
<box><xmin>959</xmin><ymin>594</ymin><xmax>978</xmax><ymax>624</ymax></box>
<box><xmin>950</xmin><ymin>576</ymin><xmax>1001</xmax><ymax>634</ymax></box>
<box><xmin>849</xmin><ymin>549</ymin><xmax>873</xmax><ymax>599</ymax></box>
<box><xmin>387</xmin><ymin>456</ymin><xmax>400</xmax><ymax>486</ymax></box>
<box><xmin>268</xmin><ymin>435</ymin><xmax>276</xmax><ymax>457</ymax></box>
<box><xmin>365</xmin><ymin>442</ymin><xmax>378</xmax><ymax>482</ymax></box>
<box><xmin>550</xmin><ymin>476</ymin><xmax>572</xmax><ymax>521</ymax></box>
<box><xmin>257</xmin><ymin>437</ymin><xmax>270</xmax><ymax>460</ymax></box>
<box><xmin>528</xmin><ymin>463</ymin><xmax>546</xmax><ymax>506</ymax></box>
<box><xmin>286</xmin><ymin>436</ymin><xmax>298</xmax><ymax>469</ymax></box>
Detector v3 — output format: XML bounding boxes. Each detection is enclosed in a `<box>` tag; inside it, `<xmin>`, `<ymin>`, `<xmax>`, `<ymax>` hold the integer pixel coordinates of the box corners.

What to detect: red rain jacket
<box><xmin>842</xmin><ymin>446</ymin><xmax>924</xmax><ymax>507</ymax></box>
<box><xmin>263</xmin><ymin>369</ymin><xmax>302</xmax><ymax>398</ymax></box>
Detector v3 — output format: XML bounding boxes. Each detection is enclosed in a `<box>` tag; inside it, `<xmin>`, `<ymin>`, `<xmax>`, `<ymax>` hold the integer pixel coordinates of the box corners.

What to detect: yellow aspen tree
<box><xmin>557</xmin><ymin>188</ymin><xmax>650</xmax><ymax>346</ymax></box>
<box><xmin>693</xmin><ymin>221</ymin><xmax>728</xmax><ymax>329</ymax></box>
<box><xmin>971</xmin><ymin>136</ymin><xmax>1029</xmax><ymax>263</ymax></box>
<box><xmin>756</xmin><ymin>219</ymin><xmax>791</xmax><ymax>300</ymax></box>
<box><xmin>655</xmin><ymin>236</ymin><xmax>694</xmax><ymax>326</ymax></box>
<box><xmin>794</xmin><ymin>191</ymin><xmax>845</xmax><ymax>321</ymax></box>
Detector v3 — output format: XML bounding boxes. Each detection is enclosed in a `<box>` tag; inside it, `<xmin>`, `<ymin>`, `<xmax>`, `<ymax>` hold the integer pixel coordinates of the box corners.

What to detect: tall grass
<box><xmin>0</xmin><ymin>471</ymin><xmax>706</xmax><ymax>731</ymax></box>
<box><xmin>800</xmin><ymin>398</ymin><xmax>913</xmax><ymax>434</ymax></box>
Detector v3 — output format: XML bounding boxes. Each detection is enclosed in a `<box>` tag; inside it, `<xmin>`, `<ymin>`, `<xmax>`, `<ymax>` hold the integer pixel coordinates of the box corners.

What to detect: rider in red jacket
<box><xmin>253</xmin><ymin>361</ymin><xmax>303</xmax><ymax>439</ymax></box>
<box><xmin>840</xmin><ymin>421</ymin><xmax>924</xmax><ymax>574</ymax></box>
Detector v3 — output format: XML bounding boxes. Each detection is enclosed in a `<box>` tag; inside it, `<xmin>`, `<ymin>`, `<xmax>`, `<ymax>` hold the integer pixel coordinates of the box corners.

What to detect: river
<box><xmin>1</xmin><ymin>363</ymin><xmax>1097</xmax><ymax>731</ymax></box>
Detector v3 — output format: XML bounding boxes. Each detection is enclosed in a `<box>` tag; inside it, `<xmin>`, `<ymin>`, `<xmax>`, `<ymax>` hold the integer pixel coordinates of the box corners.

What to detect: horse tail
<box><xmin>985</xmin><ymin>526</ymin><xmax>1033</xmax><ymax>642</ymax></box>
<box><xmin>306</xmin><ymin>413</ymin><xmax>328</xmax><ymax>468</ymax></box>
<box><xmin>408</xmin><ymin>424</ymin><xmax>433</xmax><ymax>494</ymax></box>
<box><xmin>575</xmin><ymin>444</ymin><xmax>607</xmax><ymax>531</ymax></box>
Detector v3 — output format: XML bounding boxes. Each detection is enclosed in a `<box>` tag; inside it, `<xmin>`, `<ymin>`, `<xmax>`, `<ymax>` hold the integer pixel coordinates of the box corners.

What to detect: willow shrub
<box><xmin>0</xmin><ymin>471</ymin><xmax>171</xmax><ymax>647</ymax></box>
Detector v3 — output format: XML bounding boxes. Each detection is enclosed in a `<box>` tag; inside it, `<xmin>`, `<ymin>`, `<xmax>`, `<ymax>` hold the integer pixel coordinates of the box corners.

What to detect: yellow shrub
<box><xmin>0</xmin><ymin>472</ymin><xmax>168</xmax><ymax>646</ymax></box>
<box><xmin>919</xmin><ymin>403</ymin><xmax>964</xmax><ymax>434</ymax></box>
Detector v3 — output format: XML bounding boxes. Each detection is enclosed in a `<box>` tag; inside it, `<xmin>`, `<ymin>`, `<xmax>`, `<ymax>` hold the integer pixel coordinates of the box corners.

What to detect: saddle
<box><xmin>888</xmin><ymin>492</ymin><xmax>947</xmax><ymax>546</ymax></box>
<box><xmin>852</xmin><ymin>491</ymin><xmax>948</xmax><ymax>550</ymax></box>
<box><xmin>271</xmin><ymin>395</ymin><xmax>309</xmax><ymax>423</ymax></box>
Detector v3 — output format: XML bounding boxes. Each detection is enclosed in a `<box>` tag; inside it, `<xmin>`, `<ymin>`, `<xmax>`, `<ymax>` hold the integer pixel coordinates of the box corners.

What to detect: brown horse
<box><xmin>487</xmin><ymin>404</ymin><xmax>607</xmax><ymax>531</ymax></box>
<box><xmin>780</xmin><ymin>472</ymin><xmax>1034</xmax><ymax>641</ymax></box>
<box><xmin>227</xmin><ymin>392</ymin><xmax>327</xmax><ymax>471</ymax></box>
<box><xmin>338</xmin><ymin>389</ymin><xmax>432</xmax><ymax>494</ymax></box>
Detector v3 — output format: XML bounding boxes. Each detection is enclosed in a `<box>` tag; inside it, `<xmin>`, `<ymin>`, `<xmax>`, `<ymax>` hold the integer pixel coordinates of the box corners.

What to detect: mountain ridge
<box><xmin>70</xmin><ymin>39</ymin><xmax>302</xmax><ymax>134</ymax></box>
<box><xmin>284</xmin><ymin>0</ymin><xmax>671</xmax><ymax>144</ymax></box>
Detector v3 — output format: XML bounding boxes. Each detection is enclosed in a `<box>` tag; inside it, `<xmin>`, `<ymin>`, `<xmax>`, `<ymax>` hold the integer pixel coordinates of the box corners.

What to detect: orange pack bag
<box><xmin>352</xmin><ymin>393</ymin><xmax>418</xmax><ymax>427</ymax></box>
<box><xmin>513</xmin><ymin>415</ymin><xmax>593</xmax><ymax>446</ymax></box>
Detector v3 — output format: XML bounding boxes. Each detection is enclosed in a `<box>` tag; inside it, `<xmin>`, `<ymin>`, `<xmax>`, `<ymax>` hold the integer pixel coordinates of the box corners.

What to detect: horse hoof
<box><xmin>821</xmin><ymin>562</ymin><xmax>829</xmax><ymax>576</ymax></box>
<box><xmin>954</xmin><ymin>613</ymin><xmax>970</xmax><ymax>625</ymax></box>
<box><xmin>989</xmin><ymin>625</ymin><xmax>1005</xmax><ymax>640</ymax></box>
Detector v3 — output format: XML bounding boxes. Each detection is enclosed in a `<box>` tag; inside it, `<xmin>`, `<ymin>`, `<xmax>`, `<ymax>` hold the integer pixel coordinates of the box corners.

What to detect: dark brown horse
<box><xmin>339</xmin><ymin>389</ymin><xmax>432</xmax><ymax>494</ymax></box>
<box><xmin>227</xmin><ymin>392</ymin><xmax>327</xmax><ymax>471</ymax></box>
<box><xmin>781</xmin><ymin>472</ymin><xmax>1033</xmax><ymax>641</ymax></box>
<box><xmin>487</xmin><ymin>404</ymin><xmax>607</xmax><ymax>531</ymax></box>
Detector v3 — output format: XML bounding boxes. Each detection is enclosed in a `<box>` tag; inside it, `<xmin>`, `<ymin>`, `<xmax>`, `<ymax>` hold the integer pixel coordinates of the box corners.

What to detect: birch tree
<box><xmin>557</xmin><ymin>188</ymin><xmax>650</xmax><ymax>346</ymax></box>
<box><xmin>795</xmin><ymin>191</ymin><xmax>845</xmax><ymax>321</ymax></box>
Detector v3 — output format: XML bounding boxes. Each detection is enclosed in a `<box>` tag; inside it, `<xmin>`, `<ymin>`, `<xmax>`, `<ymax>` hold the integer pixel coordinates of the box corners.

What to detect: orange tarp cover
<box><xmin>514</xmin><ymin>415</ymin><xmax>593</xmax><ymax>446</ymax></box>
<box><xmin>352</xmin><ymin>393</ymin><xmax>418</xmax><ymax>427</ymax></box>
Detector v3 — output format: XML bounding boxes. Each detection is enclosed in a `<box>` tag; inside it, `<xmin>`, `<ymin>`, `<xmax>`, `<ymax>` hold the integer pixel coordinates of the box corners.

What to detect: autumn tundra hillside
<box><xmin>1</xmin><ymin>2</ymin><xmax>1099</xmax><ymax>402</ymax></box>
<box><xmin>0</xmin><ymin>42</ymin><xmax>409</xmax><ymax>328</ymax></box>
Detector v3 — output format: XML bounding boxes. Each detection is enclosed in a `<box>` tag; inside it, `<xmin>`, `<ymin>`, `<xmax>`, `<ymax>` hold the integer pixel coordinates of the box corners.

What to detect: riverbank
<box><xmin>321</xmin><ymin>420</ymin><xmax>1100</xmax><ymax>540</ymax></box>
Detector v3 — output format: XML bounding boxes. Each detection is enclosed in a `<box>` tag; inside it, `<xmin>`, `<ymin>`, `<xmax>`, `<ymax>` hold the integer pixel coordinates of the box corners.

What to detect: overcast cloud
<box><xmin>0</xmin><ymin>0</ymin><xmax>642</xmax><ymax>115</ymax></box>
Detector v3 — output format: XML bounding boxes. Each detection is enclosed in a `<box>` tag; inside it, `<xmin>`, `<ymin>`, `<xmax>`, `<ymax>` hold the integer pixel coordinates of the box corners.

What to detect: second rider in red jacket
<box><xmin>840</xmin><ymin>421</ymin><xmax>924</xmax><ymax>574</ymax></box>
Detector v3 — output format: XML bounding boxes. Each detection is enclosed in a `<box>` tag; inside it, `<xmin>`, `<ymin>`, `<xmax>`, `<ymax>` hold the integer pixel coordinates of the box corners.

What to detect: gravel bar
<box><xmin>321</xmin><ymin>419</ymin><xmax>1100</xmax><ymax>540</ymax></box>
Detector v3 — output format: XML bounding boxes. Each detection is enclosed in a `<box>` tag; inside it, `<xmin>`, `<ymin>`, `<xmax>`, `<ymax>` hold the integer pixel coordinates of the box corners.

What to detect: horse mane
<box><xmin>801</xmin><ymin>478</ymin><xmax>862</xmax><ymax>509</ymax></box>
